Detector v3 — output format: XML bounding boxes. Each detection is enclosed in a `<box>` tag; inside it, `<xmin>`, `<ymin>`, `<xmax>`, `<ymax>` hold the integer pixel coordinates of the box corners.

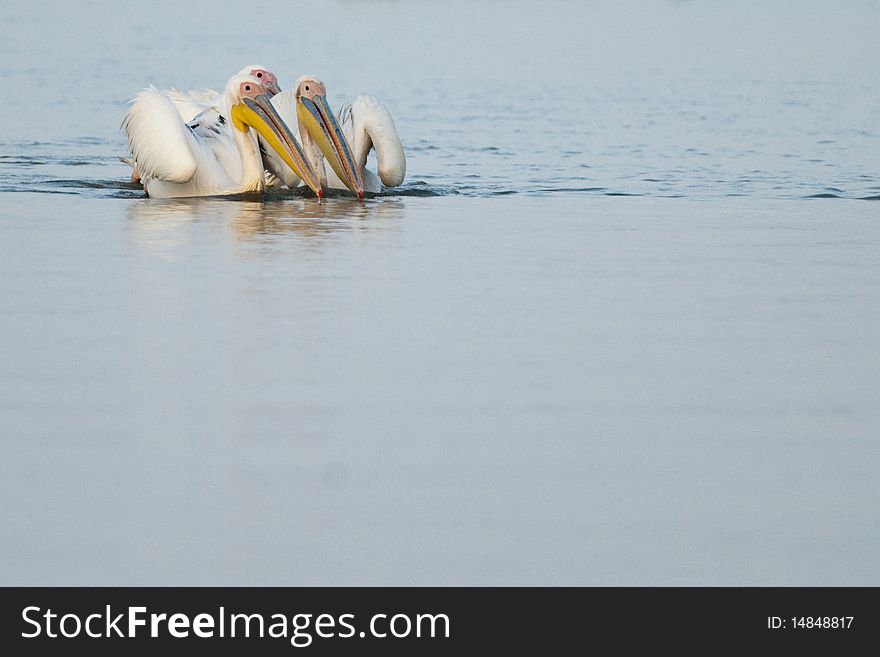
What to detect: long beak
<box><xmin>297</xmin><ymin>95</ymin><xmax>364</xmax><ymax>200</ymax></box>
<box><xmin>231</xmin><ymin>94</ymin><xmax>323</xmax><ymax>198</ymax></box>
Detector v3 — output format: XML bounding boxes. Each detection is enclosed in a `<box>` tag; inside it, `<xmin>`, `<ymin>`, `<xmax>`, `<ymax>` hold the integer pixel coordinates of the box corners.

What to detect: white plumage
<box><xmin>163</xmin><ymin>87</ymin><xmax>221</xmax><ymax>123</ymax></box>
<box><xmin>154</xmin><ymin>74</ymin><xmax>406</xmax><ymax>195</ymax></box>
<box><xmin>161</xmin><ymin>65</ymin><xmax>280</xmax><ymax>123</ymax></box>
<box><xmin>123</xmin><ymin>87</ymin><xmax>201</xmax><ymax>184</ymax></box>
<box><xmin>337</xmin><ymin>94</ymin><xmax>406</xmax><ymax>191</ymax></box>
<box><xmin>122</xmin><ymin>73</ymin><xmax>314</xmax><ymax>199</ymax></box>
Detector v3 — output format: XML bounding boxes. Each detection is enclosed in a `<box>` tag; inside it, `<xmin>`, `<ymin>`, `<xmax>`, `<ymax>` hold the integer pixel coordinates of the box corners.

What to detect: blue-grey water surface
<box><xmin>1</xmin><ymin>1</ymin><xmax>879</xmax><ymax>585</ymax></box>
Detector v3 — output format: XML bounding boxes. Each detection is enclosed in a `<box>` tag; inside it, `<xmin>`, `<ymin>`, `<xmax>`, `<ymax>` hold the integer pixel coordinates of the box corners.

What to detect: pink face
<box><xmin>247</xmin><ymin>68</ymin><xmax>281</xmax><ymax>95</ymax></box>
<box><xmin>238</xmin><ymin>79</ymin><xmax>272</xmax><ymax>101</ymax></box>
<box><xmin>296</xmin><ymin>77</ymin><xmax>327</xmax><ymax>101</ymax></box>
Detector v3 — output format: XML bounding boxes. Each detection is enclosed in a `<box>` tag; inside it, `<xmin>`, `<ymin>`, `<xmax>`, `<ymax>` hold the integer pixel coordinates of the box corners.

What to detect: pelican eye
<box><xmin>257</xmin><ymin>72</ymin><xmax>263</xmax><ymax>78</ymax></box>
<box><xmin>305</xmin><ymin>85</ymin><xmax>309</xmax><ymax>91</ymax></box>
<box><xmin>245</xmin><ymin>85</ymin><xmax>251</xmax><ymax>91</ymax></box>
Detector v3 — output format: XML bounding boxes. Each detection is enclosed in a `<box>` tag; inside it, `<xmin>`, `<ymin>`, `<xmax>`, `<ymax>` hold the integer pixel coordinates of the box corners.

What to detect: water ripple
<box><xmin>1</xmin><ymin>138</ymin><xmax>877</xmax><ymax>201</ymax></box>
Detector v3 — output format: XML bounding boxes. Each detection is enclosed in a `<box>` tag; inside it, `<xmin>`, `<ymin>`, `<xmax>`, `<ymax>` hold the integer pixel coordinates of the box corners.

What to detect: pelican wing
<box><xmin>186</xmin><ymin>108</ymin><xmax>242</xmax><ymax>183</ymax></box>
<box><xmin>336</xmin><ymin>101</ymin><xmax>359</xmax><ymax>157</ymax></box>
<box><xmin>187</xmin><ymin>107</ymin><xmax>225</xmax><ymax>138</ymax></box>
<box><xmin>164</xmin><ymin>87</ymin><xmax>222</xmax><ymax>122</ymax></box>
<box><xmin>122</xmin><ymin>87</ymin><xmax>200</xmax><ymax>184</ymax></box>
<box><xmin>339</xmin><ymin>96</ymin><xmax>406</xmax><ymax>188</ymax></box>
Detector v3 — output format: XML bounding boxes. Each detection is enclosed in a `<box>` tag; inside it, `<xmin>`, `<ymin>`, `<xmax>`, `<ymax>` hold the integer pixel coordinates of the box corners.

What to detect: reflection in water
<box><xmin>125</xmin><ymin>195</ymin><xmax>405</xmax><ymax>256</ymax></box>
<box><xmin>230</xmin><ymin>197</ymin><xmax>403</xmax><ymax>240</ymax></box>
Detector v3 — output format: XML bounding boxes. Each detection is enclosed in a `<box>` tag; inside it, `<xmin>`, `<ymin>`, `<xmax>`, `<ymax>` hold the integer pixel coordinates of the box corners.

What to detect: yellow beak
<box><xmin>231</xmin><ymin>94</ymin><xmax>324</xmax><ymax>198</ymax></box>
<box><xmin>297</xmin><ymin>94</ymin><xmax>365</xmax><ymax>200</ymax></box>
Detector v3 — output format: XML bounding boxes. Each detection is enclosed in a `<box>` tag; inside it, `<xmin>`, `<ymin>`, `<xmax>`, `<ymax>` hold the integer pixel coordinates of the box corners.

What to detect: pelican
<box><xmin>266</xmin><ymin>76</ymin><xmax>406</xmax><ymax>195</ymax></box>
<box><xmin>122</xmin><ymin>73</ymin><xmax>322</xmax><ymax>199</ymax></box>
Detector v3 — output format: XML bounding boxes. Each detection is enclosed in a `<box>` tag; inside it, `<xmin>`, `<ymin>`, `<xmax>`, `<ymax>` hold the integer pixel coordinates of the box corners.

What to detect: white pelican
<box><xmin>266</xmin><ymin>76</ymin><xmax>406</xmax><ymax>195</ymax></box>
<box><xmin>123</xmin><ymin>73</ymin><xmax>322</xmax><ymax>199</ymax></box>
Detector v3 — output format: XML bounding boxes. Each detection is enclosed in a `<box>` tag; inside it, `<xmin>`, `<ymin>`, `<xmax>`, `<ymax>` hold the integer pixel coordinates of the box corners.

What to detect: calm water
<box><xmin>1</xmin><ymin>1</ymin><xmax>879</xmax><ymax>585</ymax></box>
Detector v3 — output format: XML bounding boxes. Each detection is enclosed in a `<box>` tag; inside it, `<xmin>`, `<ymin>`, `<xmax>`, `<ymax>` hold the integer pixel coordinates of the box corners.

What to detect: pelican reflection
<box><xmin>231</xmin><ymin>196</ymin><xmax>403</xmax><ymax>240</ymax></box>
<box><xmin>126</xmin><ymin>195</ymin><xmax>404</xmax><ymax>256</ymax></box>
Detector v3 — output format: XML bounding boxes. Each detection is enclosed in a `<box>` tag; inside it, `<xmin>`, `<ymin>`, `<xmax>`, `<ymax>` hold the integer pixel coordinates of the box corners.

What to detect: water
<box><xmin>1</xmin><ymin>1</ymin><xmax>879</xmax><ymax>585</ymax></box>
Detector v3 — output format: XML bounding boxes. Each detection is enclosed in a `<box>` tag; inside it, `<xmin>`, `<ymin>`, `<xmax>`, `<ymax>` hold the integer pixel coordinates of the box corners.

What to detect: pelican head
<box><xmin>295</xmin><ymin>76</ymin><xmax>364</xmax><ymax>200</ymax></box>
<box><xmin>227</xmin><ymin>74</ymin><xmax>323</xmax><ymax>197</ymax></box>
<box><xmin>237</xmin><ymin>65</ymin><xmax>282</xmax><ymax>96</ymax></box>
